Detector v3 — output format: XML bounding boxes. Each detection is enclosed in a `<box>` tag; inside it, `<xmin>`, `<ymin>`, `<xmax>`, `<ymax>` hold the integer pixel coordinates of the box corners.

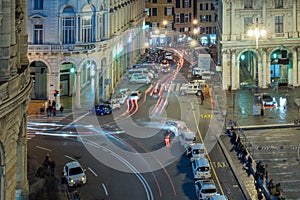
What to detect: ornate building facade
<box><xmin>220</xmin><ymin>0</ymin><xmax>300</xmax><ymax>90</ymax></box>
<box><xmin>0</xmin><ymin>0</ymin><xmax>32</xmax><ymax>199</ymax></box>
<box><xmin>27</xmin><ymin>0</ymin><xmax>146</xmax><ymax>108</ymax></box>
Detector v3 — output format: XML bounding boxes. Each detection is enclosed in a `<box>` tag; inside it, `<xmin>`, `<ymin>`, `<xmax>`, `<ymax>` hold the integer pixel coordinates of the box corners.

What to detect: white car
<box><xmin>63</xmin><ymin>161</ymin><xmax>87</xmax><ymax>187</ymax></box>
<box><xmin>191</xmin><ymin>157</ymin><xmax>211</xmax><ymax>180</ymax></box>
<box><xmin>129</xmin><ymin>73</ymin><xmax>151</xmax><ymax>84</ymax></box>
<box><xmin>195</xmin><ymin>180</ymin><xmax>217</xmax><ymax>200</ymax></box>
<box><xmin>129</xmin><ymin>90</ymin><xmax>141</xmax><ymax>101</ymax></box>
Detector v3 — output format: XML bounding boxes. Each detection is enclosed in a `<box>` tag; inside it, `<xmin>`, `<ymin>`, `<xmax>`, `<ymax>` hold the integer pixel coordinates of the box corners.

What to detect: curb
<box><xmin>216</xmin><ymin>134</ymin><xmax>252</xmax><ymax>200</ymax></box>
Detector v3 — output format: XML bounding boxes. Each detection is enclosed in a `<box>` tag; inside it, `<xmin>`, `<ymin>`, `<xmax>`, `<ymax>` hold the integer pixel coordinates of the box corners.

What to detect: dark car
<box><xmin>95</xmin><ymin>104</ymin><xmax>112</xmax><ymax>116</ymax></box>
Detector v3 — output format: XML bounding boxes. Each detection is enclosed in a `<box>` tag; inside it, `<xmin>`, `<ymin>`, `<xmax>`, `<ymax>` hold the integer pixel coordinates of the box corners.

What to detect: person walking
<box><xmin>60</xmin><ymin>105</ymin><xmax>64</xmax><ymax>115</ymax></box>
<box><xmin>200</xmin><ymin>91</ymin><xmax>204</xmax><ymax>105</ymax></box>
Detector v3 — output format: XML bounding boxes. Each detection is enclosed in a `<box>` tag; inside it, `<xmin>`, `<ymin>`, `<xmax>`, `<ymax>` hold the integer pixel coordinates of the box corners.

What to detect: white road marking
<box><xmin>88</xmin><ymin>167</ymin><xmax>98</xmax><ymax>177</ymax></box>
<box><xmin>101</xmin><ymin>183</ymin><xmax>109</xmax><ymax>196</ymax></box>
<box><xmin>36</xmin><ymin>146</ymin><xmax>52</xmax><ymax>152</ymax></box>
<box><xmin>65</xmin><ymin>155</ymin><xmax>76</xmax><ymax>161</ymax></box>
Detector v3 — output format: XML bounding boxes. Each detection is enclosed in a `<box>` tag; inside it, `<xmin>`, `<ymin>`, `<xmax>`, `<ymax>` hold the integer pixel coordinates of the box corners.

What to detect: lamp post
<box><xmin>247</xmin><ymin>25</ymin><xmax>266</xmax><ymax>116</ymax></box>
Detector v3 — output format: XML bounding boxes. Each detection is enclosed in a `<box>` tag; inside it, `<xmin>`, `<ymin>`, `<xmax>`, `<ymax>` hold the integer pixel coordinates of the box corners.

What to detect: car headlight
<box><xmin>70</xmin><ymin>178</ymin><xmax>75</xmax><ymax>183</ymax></box>
<box><xmin>81</xmin><ymin>175</ymin><xmax>86</xmax><ymax>181</ymax></box>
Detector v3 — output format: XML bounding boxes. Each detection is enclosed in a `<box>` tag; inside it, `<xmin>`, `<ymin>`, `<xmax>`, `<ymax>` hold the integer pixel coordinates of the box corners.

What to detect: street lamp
<box><xmin>247</xmin><ymin>25</ymin><xmax>266</xmax><ymax>116</ymax></box>
<box><xmin>162</xmin><ymin>20</ymin><xmax>168</xmax><ymax>29</ymax></box>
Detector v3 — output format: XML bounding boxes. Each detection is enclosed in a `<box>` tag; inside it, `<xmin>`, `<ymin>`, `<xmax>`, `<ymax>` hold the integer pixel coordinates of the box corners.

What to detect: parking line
<box><xmin>101</xmin><ymin>183</ymin><xmax>109</xmax><ymax>196</ymax></box>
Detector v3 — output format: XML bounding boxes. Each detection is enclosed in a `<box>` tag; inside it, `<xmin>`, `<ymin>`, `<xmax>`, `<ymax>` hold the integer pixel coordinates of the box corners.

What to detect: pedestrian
<box><xmin>50</xmin><ymin>160</ymin><xmax>56</xmax><ymax>176</ymax></box>
<box><xmin>52</xmin><ymin>106</ymin><xmax>56</xmax><ymax>116</ymax></box>
<box><xmin>257</xmin><ymin>188</ymin><xmax>263</xmax><ymax>200</ymax></box>
<box><xmin>164</xmin><ymin>135</ymin><xmax>170</xmax><ymax>147</ymax></box>
<box><xmin>60</xmin><ymin>105</ymin><xmax>64</xmax><ymax>114</ymax></box>
<box><xmin>267</xmin><ymin>179</ymin><xmax>275</xmax><ymax>192</ymax></box>
<box><xmin>200</xmin><ymin>91</ymin><xmax>204</xmax><ymax>105</ymax></box>
<box><xmin>43</xmin><ymin>154</ymin><xmax>51</xmax><ymax>168</ymax></box>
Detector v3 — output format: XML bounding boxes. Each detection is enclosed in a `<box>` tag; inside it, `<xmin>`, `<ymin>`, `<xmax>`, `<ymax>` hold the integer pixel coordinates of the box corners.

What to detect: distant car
<box><xmin>129</xmin><ymin>73</ymin><xmax>151</xmax><ymax>84</ymax></box>
<box><xmin>94</xmin><ymin>104</ymin><xmax>112</xmax><ymax>116</ymax></box>
<box><xmin>129</xmin><ymin>90</ymin><xmax>141</xmax><ymax>101</ymax></box>
<box><xmin>63</xmin><ymin>161</ymin><xmax>87</xmax><ymax>187</ymax></box>
<box><xmin>195</xmin><ymin>180</ymin><xmax>217</xmax><ymax>200</ymax></box>
<box><xmin>160</xmin><ymin>60</ymin><xmax>171</xmax><ymax>73</ymax></box>
<box><xmin>259</xmin><ymin>93</ymin><xmax>277</xmax><ymax>107</ymax></box>
<box><xmin>165</xmin><ymin>52</ymin><xmax>173</xmax><ymax>61</ymax></box>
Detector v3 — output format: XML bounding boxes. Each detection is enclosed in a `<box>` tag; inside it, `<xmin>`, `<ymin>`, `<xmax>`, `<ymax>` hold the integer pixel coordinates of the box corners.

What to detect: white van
<box><xmin>191</xmin><ymin>157</ymin><xmax>211</xmax><ymax>180</ymax></box>
<box><xmin>127</xmin><ymin>68</ymin><xmax>154</xmax><ymax>79</ymax></box>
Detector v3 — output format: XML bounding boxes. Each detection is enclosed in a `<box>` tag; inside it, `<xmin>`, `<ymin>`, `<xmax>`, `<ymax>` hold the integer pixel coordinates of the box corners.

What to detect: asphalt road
<box><xmin>27</xmin><ymin>50</ymin><xmax>247</xmax><ymax>200</ymax></box>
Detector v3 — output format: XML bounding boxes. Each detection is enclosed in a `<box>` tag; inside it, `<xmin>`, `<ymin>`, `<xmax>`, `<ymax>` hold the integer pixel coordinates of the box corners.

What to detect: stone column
<box><xmin>262</xmin><ymin>48</ymin><xmax>268</xmax><ymax>88</ymax></box>
<box><xmin>16</xmin><ymin>116</ymin><xmax>29</xmax><ymax>200</ymax></box>
<box><xmin>75</xmin><ymin>72</ymin><xmax>81</xmax><ymax>109</ymax></box>
<box><xmin>292</xmin><ymin>47</ymin><xmax>298</xmax><ymax>86</ymax></box>
<box><xmin>94</xmin><ymin>68</ymin><xmax>100</xmax><ymax>105</ymax></box>
<box><xmin>222</xmin><ymin>49</ymin><xmax>230</xmax><ymax>90</ymax></box>
<box><xmin>104</xmin><ymin>9</ymin><xmax>109</xmax><ymax>39</ymax></box>
<box><xmin>231</xmin><ymin>50</ymin><xmax>238</xmax><ymax>89</ymax></box>
<box><xmin>292</xmin><ymin>0</ymin><xmax>298</xmax><ymax>37</ymax></box>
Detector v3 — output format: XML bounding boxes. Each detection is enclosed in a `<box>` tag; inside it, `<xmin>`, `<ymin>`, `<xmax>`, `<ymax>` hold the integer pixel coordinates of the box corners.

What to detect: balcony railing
<box><xmin>28</xmin><ymin>41</ymin><xmax>109</xmax><ymax>54</ymax></box>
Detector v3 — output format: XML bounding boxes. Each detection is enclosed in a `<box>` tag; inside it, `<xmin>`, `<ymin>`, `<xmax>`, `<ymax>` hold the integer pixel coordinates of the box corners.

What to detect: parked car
<box><xmin>195</xmin><ymin>180</ymin><xmax>217</xmax><ymax>200</ymax></box>
<box><xmin>191</xmin><ymin>157</ymin><xmax>211</xmax><ymax>180</ymax></box>
<box><xmin>94</xmin><ymin>104</ymin><xmax>112</xmax><ymax>116</ymax></box>
<box><xmin>179</xmin><ymin>83</ymin><xmax>205</xmax><ymax>96</ymax></box>
<box><xmin>129</xmin><ymin>73</ymin><xmax>152</xmax><ymax>84</ymax></box>
<box><xmin>108</xmin><ymin>93</ymin><xmax>127</xmax><ymax>105</ymax></box>
<box><xmin>259</xmin><ymin>93</ymin><xmax>277</xmax><ymax>107</ymax></box>
<box><xmin>129</xmin><ymin>90</ymin><xmax>142</xmax><ymax>101</ymax></box>
<box><xmin>186</xmin><ymin>143</ymin><xmax>206</xmax><ymax>161</ymax></box>
<box><xmin>63</xmin><ymin>161</ymin><xmax>87</xmax><ymax>187</ymax></box>
<box><xmin>127</xmin><ymin>68</ymin><xmax>154</xmax><ymax>79</ymax></box>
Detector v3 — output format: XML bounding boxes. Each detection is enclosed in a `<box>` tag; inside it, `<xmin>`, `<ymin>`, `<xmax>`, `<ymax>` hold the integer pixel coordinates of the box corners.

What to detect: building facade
<box><xmin>195</xmin><ymin>0</ymin><xmax>217</xmax><ymax>45</ymax></box>
<box><xmin>27</xmin><ymin>0</ymin><xmax>146</xmax><ymax>109</ymax></box>
<box><xmin>220</xmin><ymin>0</ymin><xmax>300</xmax><ymax>90</ymax></box>
<box><xmin>0</xmin><ymin>0</ymin><xmax>32</xmax><ymax>199</ymax></box>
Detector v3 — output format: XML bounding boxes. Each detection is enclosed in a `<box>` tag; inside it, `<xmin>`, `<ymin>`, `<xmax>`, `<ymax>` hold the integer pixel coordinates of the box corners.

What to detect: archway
<box><xmin>29</xmin><ymin>61</ymin><xmax>48</xmax><ymax>100</ymax></box>
<box><xmin>239</xmin><ymin>50</ymin><xmax>256</xmax><ymax>88</ymax></box>
<box><xmin>59</xmin><ymin>62</ymin><xmax>76</xmax><ymax>97</ymax></box>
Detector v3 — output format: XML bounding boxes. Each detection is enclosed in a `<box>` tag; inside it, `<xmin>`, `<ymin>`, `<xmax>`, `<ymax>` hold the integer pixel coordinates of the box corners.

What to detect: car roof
<box><xmin>66</xmin><ymin>161</ymin><xmax>81</xmax><ymax>168</ymax></box>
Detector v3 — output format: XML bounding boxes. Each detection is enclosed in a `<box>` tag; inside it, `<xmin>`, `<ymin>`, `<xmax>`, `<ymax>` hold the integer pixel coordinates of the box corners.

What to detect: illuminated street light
<box><xmin>247</xmin><ymin>24</ymin><xmax>266</xmax><ymax>116</ymax></box>
<box><xmin>162</xmin><ymin>20</ymin><xmax>168</xmax><ymax>29</ymax></box>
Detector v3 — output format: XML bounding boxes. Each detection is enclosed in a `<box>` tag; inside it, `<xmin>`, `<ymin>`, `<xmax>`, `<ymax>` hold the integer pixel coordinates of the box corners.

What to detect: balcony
<box><xmin>28</xmin><ymin>41</ymin><xmax>109</xmax><ymax>55</ymax></box>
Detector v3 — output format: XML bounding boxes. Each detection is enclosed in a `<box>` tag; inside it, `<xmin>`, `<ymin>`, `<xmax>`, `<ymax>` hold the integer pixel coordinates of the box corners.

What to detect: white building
<box><xmin>220</xmin><ymin>0</ymin><xmax>300</xmax><ymax>90</ymax></box>
<box><xmin>27</xmin><ymin>0</ymin><xmax>146</xmax><ymax>108</ymax></box>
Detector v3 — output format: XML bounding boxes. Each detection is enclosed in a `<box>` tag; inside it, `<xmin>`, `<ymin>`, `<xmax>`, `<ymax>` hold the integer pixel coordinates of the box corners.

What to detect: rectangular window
<box><xmin>34</xmin><ymin>0</ymin><xmax>43</xmax><ymax>10</ymax></box>
<box><xmin>180</xmin><ymin>13</ymin><xmax>184</xmax><ymax>23</ymax></box>
<box><xmin>34</xmin><ymin>24</ymin><xmax>43</xmax><ymax>44</ymax></box>
<box><xmin>244</xmin><ymin>0</ymin><xmax>253</xmax><ymax>9</ymax></box>
<box><xmin>152</xmin><ymin>0</ymin><xmax>157</xmax><ymax>3</ymax></box>
<box><xmin>82</xmin><ymin>17</ymin><xmax>92</xmax><ymax>43</ymax></box>
<box><xmin>275</xmin><ymin>0</ymin><xmax>283</xmax><ymax>8</ymax></box>
<box><xmin>184</xmin><ymin>13</ymin><xmax>189</xmax><ymax>23</ymax></box>
<box><xmin>200</xmin><ymin>3</ymin><xmax>203</xmax><ymax>10</ymax></box>
<box><xmin>152</xmin><ymin>8</ymin><xmax>157</xmax><ymax>16</ymax></box>
<box><xmin>165</xmin><ymin>7</ymin><xmax>172</xmax><ymax>16</ymax></box>
<box><xmin>167</xmin><ymin>0</ymin><xmax>172</xmax><ymax>3</ymax></box>
<box><xmin>175</xmin><ymin>14</ymin><xmax>180</xmax><ymax>23</ymax></box>
<box><xmin>176</xmin><ymin>0</ymin><xmax>180</xmax><ymax>8</ymax></box>
<box><xmin>152</xmin><ymin>22</ymin><xmax>158</xmax><ymax>27</ymax></box>
<box><xmin>63</xmin><ymin>17</ymin><xmax>75</xmax><ymax>44</ymax></box>
<box><xmin>244</xmin><ymin>17</ymin><xmax>252</xmax><ymax>32</ymax></box>
<box><xmin>184</xmin><ymin>0</ymin><xmax>190</xmax><ymax>8</ymax></box>
<box><xmin>211</xmin><ymin>3</ymin><xmax>215</xmax><ymax>10</ymax></box>
<box><xmin>275</xmin><ymin>16</ymin><xmax>284</xmax><ymax>33</ymax></box>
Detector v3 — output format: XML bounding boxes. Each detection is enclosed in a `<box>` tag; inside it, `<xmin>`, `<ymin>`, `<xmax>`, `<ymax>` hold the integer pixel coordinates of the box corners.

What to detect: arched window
<box><xmin>62</xmin><ymin>6</ymin><xmax>75</xmax><ymax>44</ymax></box>
<box><xmin>81</xmin><ymin>5</ymin><xmax>94</xmax><ymax>43</ymax></box>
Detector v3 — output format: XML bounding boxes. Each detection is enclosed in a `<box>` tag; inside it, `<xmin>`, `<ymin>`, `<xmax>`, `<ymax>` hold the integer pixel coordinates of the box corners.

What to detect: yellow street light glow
<box><xmin>163</xmin><ymin>20</ymin><xmax>168</xmax><ymax>26</ymax></box>
<box><xmin>193</xmin><ymin>19</ymin><xmax>198</xmax><ymax>25</ymax></box>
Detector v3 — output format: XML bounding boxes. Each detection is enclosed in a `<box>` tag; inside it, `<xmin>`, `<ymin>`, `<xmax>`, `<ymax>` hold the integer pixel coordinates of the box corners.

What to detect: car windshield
<box><xmin>131</xmin><ymin>93</ymin><xmax>138</xmax><ymax>96</ymax></box>
<box><xmin>263</xmin><ymin>95</ymin><xmax>272</xmax><ymax>101</ymax></box>
<box><xmin>198</xmin><ymin>167</ymin><xmax>209</xmax><ymax>172</ymax></box>
<box><xmin>202</xmin><ymin>188</ymin><xmax>217</xmax><ymax>193</ymax></box>
<box><xmin>69</xmin><ymin>167</ymin><xmax>83</xmax><ymax>175</ymax></box>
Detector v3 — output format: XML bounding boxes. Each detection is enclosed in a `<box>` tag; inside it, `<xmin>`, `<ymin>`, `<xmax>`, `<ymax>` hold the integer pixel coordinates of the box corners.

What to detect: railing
<box><xmin>28</xmin><ymin>41</ymin><xmax>109</xmax><ymax>54</ymax></box>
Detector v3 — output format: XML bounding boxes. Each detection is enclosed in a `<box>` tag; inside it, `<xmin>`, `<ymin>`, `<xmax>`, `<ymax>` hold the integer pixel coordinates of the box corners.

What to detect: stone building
<box><xmin>27</xmin><ymin>0</ymin><xmax>146</xmax><ymax>109</ymax></box>
<box><xmin>0</xmin><ymin>0</ymin><xmax>32</xmax><ymax>199</ymax></box>
<box><xmin>220</xmin><ymin>0</ymin><xmax>300</xmax><ymax>90</ymax></box>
